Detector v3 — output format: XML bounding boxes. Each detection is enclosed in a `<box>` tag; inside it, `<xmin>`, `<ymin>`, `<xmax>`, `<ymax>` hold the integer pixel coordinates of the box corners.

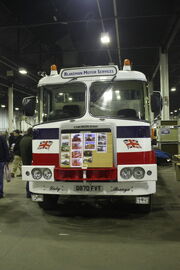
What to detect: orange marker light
<box><xmin>124</xmin><ymin>59</ymin><xmax>131</xmax><ymax>66</ymax></box>
<box><xmin>123</xmin><ymin>59</ymin><xmax>131</xmax><ymax>71</ymax></box>
<box><xmin>50</xmin><ymin>64</ymin><xmax>58</xmax><ymax>75</ymax></box>
<box><xmin>51</xmin><ymin>64</ymin><xmax>57</xmax><ymax>71</ymax></box>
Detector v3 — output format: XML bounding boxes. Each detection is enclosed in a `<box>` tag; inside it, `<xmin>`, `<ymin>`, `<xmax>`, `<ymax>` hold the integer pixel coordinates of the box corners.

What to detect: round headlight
<box><xmin>43</xmin><ymin>168</ymin><xmax>52</xmax><ymax>180</ymax></box>
<box><xmin>133</xmin><ymin>167</ymin><xmax>145</xmax><ymax>179</ymax></box>
<box><xmin>31</xmin><ymin>168</ymin><xmax>42</xmax><ymax>180</ymax></box>
<box><xmin>120</xmin><ymin>167</ymin><xmax>132</xmax><ymax>179</ymax></box>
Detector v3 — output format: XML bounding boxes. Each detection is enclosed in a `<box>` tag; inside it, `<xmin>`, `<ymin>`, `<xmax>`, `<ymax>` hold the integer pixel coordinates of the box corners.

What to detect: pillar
<box><xmin>8</xmin><ymin>85</ymin><xmax>14</xmax><ymax>133</ymax></box>
<box><xmin>160</xmin><ymin>52</ymin><xmax>170</xmax><ymax>120</ymax></box>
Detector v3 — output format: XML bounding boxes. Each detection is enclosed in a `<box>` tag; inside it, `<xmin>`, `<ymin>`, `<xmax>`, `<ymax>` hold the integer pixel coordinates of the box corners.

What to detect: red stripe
<box><xmin>33</xmin><ymin>151</ymin><xmax>156</xmax><ymax>168</ymax></box>
<box><xmin>32</xmin><ymin>153</ymin><xmax>59</xmax><ymax>166</ymax></box>
<box><xmin>117</xmin><ymin>151</ymin><xmax>156</xmax><ymax>165</ymax></box>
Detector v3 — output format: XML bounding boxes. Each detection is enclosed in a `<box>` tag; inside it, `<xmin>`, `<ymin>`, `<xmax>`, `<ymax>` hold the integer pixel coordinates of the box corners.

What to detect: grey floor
<box><xmin>0</xmin><ymin>166</ymin><xmax>180</xmax><ymax>270</ymax></box>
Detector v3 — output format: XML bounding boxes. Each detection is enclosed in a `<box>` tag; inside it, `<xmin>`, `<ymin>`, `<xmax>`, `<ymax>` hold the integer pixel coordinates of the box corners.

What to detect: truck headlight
<box><xmin>43</xmin><ymin>168</ymin><xmax>52</xmax><ymax>180</ymax></box>
<box><xmin>133</xmin><ymin>167</ymin><xmax>145</xmax><ymax>179</ymax></box>
<box><xmin>31</xmin><ymin>168</ymin><xmax>42</xmax><ymax>180</ymax></box>
<box><xmin>120</xmin><ymin>167</ymin><xmax>132</xmax><ymax>179</ymax></box>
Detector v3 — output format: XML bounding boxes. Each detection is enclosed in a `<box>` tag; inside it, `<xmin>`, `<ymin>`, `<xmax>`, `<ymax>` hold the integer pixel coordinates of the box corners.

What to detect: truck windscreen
<box><xmin>90</xmin><ymin>80</ymin><xmax>145</xmax><ymax>120</ymax></box>
<box><xmin>42</xmin><ymin>83</ymin><xmax>86</xmax><ymax>121</ymax></box>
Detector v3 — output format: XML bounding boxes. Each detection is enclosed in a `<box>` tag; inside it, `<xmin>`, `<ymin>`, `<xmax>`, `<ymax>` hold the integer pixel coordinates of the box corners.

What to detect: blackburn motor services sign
<box><xmin>61</xmin><ymin>66</ymin><xmax>117</xmax><ymax>78</ymax></box>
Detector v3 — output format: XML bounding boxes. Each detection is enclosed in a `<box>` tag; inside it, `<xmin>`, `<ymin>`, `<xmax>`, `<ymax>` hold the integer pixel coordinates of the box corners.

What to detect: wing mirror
<box><xmin>151</xmin><ymin>91</ymin><xmax>163</xmax><ymax>117</ymax></box>
<box><xmin>22</xmin><ymin>96</ymin><xmax>36</xmax><ymax>116</ymax></box>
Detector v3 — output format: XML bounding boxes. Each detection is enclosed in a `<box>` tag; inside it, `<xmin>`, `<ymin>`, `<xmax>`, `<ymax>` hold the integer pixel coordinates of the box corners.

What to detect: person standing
<box><xmin>11</xmin><ymin>130</ymin><xmax>22</xmax><ymax>177</ymax></box>
<box><xmin>19</xmin><ymin>128</ymin><xmax>33</xmax><ymax>198</ymax></box>
<box><xmin>0</xmin><ymin>134</ymin><xmax>10</xmax><ymax>198</ymax></box>
<box><xmin>8</xmin><ymin>132</ymin><xmax>16</xmax><ymax>162</ymax></box>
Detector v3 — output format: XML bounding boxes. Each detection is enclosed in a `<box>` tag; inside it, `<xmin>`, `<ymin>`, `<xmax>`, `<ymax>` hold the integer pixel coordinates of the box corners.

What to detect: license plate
<box><xmin>74</xmin><ymin>185</ymin><xmax>103</xmax><ymax>192</ymax></box>
<box><xmin>136</xmin><ymin>196</ymin><xmax>150</xmax><ymax>205</ymax></box>
<box><xmin>31</xmin><ymin>194</ymin><xmax>44</xmax><ymax>202</ymax></box>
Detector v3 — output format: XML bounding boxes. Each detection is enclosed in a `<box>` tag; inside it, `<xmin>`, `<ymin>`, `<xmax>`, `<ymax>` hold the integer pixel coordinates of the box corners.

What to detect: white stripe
<box><xmin>33</xmin><ymin>140</ymin><xmax>59</xmax><ymax>154</ymax></box>
<box><xmin>116</xmin><ymin>138</ymin><xmax>151</xmax><ymax>152</ymax></box>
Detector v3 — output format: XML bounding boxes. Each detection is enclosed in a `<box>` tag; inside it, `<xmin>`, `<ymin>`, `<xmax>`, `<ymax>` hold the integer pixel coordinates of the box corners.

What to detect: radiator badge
<box><xmin>38</xmin><ymin>140</ymin><xmax>53</xmax><ymax>150</ymax></box>
<box><xmin>123</xmin><ymin>139</ymin><xmax>142</xmax><ymax>149</ymax></box>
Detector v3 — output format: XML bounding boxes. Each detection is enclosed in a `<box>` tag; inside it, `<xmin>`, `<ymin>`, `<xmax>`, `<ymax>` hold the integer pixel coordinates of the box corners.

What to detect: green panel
<box><xmin>161</xmin><ymin>144</ymin><xmax>178</xmax><ymax>155</ymax></box>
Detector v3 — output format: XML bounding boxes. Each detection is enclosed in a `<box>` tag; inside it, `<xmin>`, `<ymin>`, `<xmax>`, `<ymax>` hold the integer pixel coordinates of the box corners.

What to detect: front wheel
<box><xmin>38</xmin><ymin>195</ymin><xmax>59</xmax><ymax>210</ymax></box>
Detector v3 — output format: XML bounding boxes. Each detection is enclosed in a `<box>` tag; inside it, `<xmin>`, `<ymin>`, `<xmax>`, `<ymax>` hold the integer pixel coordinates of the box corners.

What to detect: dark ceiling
<box><xmin>0</xmin><ymin>0</ymin><xmax>180</xmax><ymax>112</ymax></box>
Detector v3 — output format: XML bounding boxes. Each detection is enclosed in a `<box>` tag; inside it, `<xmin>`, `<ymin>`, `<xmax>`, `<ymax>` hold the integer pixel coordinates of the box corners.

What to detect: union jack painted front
<box><xmin>22</xmin><ymin>120</ymin><xmax>157</xmax><ymax>196</ymax></box>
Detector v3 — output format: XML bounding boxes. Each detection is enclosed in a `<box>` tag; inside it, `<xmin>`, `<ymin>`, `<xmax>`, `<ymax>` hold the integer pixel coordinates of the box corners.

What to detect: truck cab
<box><xmin>22</xmin><ymin>60</ymin><xmax>158</xmax><ymax>212</ymax></box>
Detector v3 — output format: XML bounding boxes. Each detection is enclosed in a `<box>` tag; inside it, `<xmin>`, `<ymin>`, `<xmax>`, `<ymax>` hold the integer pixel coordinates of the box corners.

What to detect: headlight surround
<box><xmin>120</xmin><ymin>167</ymin><xmax>132</xmax><ymax>179</ymax></box>
<box><xmin>43</xmin><ymin>168</ymin><xmax>52</xmax><ymax>180</ymax></box>
<box><xmin>133</xmin><ymin>167</ymin><xmax>145</xmax><ymax>179</ymax></box>
<box><xmin>31</xmin><ymin>168</ymin><xmax>42</xmax><ymax>180</ymax></box>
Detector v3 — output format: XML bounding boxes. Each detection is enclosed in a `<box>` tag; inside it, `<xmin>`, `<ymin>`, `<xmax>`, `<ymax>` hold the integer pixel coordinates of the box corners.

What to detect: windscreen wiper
<box><xmin>65</xmin><ymin>77</ymin><xmax>77</xmax><ymax>83</ymax></box>
<box><xmin>92</xmin><ymin>75</ymin><xmax>117</xmax><ymax>102</ymax></box>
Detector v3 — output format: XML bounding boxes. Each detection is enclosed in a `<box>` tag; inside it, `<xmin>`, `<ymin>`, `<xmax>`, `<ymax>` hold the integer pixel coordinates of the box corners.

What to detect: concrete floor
<box><xmin>0</xmin><ymin>166</ymin><xmax>180</xmax><ymax>270</ymax></box>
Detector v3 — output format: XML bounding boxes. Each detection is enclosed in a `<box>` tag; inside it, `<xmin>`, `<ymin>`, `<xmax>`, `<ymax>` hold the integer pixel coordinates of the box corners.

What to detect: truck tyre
<box><xmin>136</xmin><ymin>195</ymin><xmax>152</xmax><ymax>214</ymax></box>
<box><xmin>38</xmin><ymin>195</ymin><xmax>59</xmax><ymax>210</ymax></box>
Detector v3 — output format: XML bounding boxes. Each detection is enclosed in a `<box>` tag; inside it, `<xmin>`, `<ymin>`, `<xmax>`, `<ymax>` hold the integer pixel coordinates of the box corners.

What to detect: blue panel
<box><xmin>117</xmin><ymin>126</ymin><xmax>150</xmax><ymax>138</ymax></box>
<box><xmin>33</xmin><ymin>128</ymin><xmax>59</xmax><ymax>139</ymax></box>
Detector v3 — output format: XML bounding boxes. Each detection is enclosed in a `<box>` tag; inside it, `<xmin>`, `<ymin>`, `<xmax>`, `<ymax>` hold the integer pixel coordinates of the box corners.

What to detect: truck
<box><xmin>22</xmin><ymin>59</ymin><xmax>161</xmax><ymax>212</ymax></box>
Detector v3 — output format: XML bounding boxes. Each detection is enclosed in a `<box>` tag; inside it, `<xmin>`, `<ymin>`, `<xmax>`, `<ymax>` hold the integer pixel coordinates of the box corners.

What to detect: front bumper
<box><xmin>22</xmin><ymin>164</ymin><xmax>157</xmax><ymax>196</ymax></box>
<box><xmin>28</xmin><ymin>180</ymin><xmax>156</xmax><ymax>196</ymax></box>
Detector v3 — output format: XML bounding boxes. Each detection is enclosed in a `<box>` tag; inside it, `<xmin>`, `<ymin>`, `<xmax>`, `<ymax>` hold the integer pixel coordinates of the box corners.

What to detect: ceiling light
<box><xmin>19</xmin><ymin>67</ymin><xmax>28</xmax><ymax>75</ymax></box>
<box><xmin>100</xmin><ymin>33</ymin><xmax>110</xmax><ymax>44</ymax></box>
<box><xmin>174</xmin><ymin>110</ymin><xmax>177</xmax><ymax>113</ymax></box>
<box><xmin>15</xmin><ymin>107</ymin><xmax>19</xmax><ymax>111</ymax></box>
<box><xmin>1</xmin><ymin>104</ymin><xmax>6</xmax><ymax>108</ymax></box>
<box><xmin>170</xmin><ymin>87</ymin><xmax>176</xmax><ymax>92</ymax></box>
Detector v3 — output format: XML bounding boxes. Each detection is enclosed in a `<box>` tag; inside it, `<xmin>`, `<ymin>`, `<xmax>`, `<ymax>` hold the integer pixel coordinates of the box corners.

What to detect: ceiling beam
<box><xmin>96</xmin><ymin>0</ymin><xmax>112</xmax><ymax>63</ymax></box>
<box><xmin>0</xmin><ymin>57</ymin><xmax>38</xmax><ymax>82</ymax></box>
<box><xmin>113</xmin><ymin>0</ymin><xmax>122</xmax><ymax>68</ymax></box>
<box><xmin>162</xmin><ymin>14</ymin><xmax>180</xmax><ymax>51</ymax></box>
<box><xmin>0</xmin><ymin>14</ymin><xmax>172</xmax><ymax>30</ymax></box>
<box><xmin>150</xmin><ymin>14</ymin><xmax>180</xmax><ymax>81</ymax></box>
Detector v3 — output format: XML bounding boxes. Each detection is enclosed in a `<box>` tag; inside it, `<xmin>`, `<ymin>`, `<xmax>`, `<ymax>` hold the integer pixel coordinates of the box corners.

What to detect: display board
<box><xmin>60</xmin><ymin>131</ymin><xmax>113</xmax><ymax>168</ymax></box>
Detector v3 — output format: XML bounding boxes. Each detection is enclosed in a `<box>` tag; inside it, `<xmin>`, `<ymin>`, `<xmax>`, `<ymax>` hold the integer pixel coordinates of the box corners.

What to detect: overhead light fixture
<box><xmin>15</xmin><ymin>107</ymin><xmax>19</xmax><ymax>111</ymax></box>
<box><xmin>170</xmin><ymin>87</ymin><xmax>176</xmax><ymax>92</ymax></box>
<box><xmin>174</xmin><ymin>109</ymin><xmax>177</xmax><ymax>113</ymax></box>
<box><xmin>1</xmin><ymin>104</ymin><xmax>6</xmax><ymax>108</ymax></box>
<box><xmin>100</xmin><ymin>33</ymin><xmax>110</xmax><ymax>44</ymax></box>
<box><xmin>19</xmin><ymin>67</ymin><xmax>28</xmax><ymax>75</ymax></box>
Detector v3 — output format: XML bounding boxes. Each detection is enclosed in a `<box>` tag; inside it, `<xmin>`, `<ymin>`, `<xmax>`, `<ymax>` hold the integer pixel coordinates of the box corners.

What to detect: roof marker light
<box><xmin>50</xmin><ymin>65</ymin><xmax>58</xmax><ymax>76</ymax></box>
<box><xmin>123</xmin><ymin>59</ymin><xmax>131</xmax><ymax>71</ymax></box>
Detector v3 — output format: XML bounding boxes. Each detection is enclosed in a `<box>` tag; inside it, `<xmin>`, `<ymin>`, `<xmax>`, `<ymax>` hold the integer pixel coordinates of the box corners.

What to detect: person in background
<box><xmin>11</xmin><ymin>129</ymin><xmax>22</xmax><ymax>178</ymax></box>
<box><xmin>0</xmin><ymin>134</ymin><xmax>10</xmax><ymax>198</ymax></box>
<box><xmin>19</xmin><ymin>127</ymin><xmax>33</xmax><ymax>198</ymax></box>
<box><xmin>8</xmin><ymin>132</ymin><xmax>16</xmax><ymax>149</ymax></box>
<box><xmin>8</xmin><ymin>132</ymin><xmax>16</xmax><ymax>162</ymax></box>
